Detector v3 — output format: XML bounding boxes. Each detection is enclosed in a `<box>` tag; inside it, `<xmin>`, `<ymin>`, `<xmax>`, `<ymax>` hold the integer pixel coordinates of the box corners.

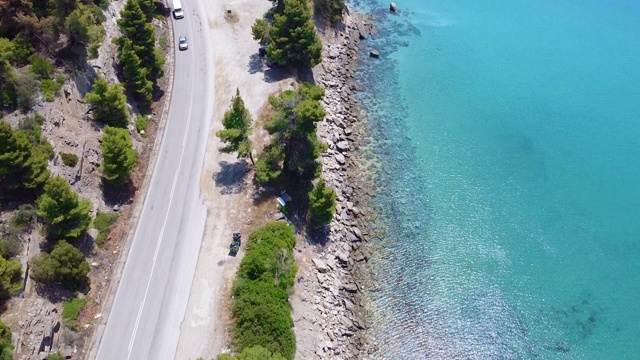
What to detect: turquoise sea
<box><xmin>349</xmin><ymin>0</ymin><xmax>640</xmax><ymax>358</ymax></box>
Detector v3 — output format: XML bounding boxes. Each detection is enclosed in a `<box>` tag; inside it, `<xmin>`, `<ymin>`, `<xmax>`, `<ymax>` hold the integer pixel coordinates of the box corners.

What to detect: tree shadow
<box><xmin>306</xmin><ymin>225</ymin><xmax>330</xmax><ymax>247</ymax></box>
<box><xmin>264</xmin><ymin>66</ymin><xmax>292</xmax><ymax>83</ymax></box>
<box><xmin>248</xmin><ymin>53</ymin><xmax>265</xmax><ymax>74</ymax></box>
<box><xmin>296</xmin><ymin>67</ymin><xmax>316</xmax><ymax>85</ymax></box>
<box><xmin>100</xmin><ymin>179</ymin><xmax>136</xmax><ymax>209</ymax></box>
<box><xmin>154</xmin><ymin>1</ymin><xmax>171</xmax><ymax>17</ymax></box>
<box><xmin>214</xmin><ymin>161</ymin><xmax>250</xmax><ymax>195</ymax></box>
<box><xmin>34</xmin><ymin>283</ymin><xmax>88</xmax><ymax>303</ymax></box>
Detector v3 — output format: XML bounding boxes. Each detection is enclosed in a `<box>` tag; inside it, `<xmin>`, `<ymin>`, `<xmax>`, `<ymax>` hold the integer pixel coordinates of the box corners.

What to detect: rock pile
<box><xmin>4</xmin><ymin>298</ymin><xmax>73</xmax><ymax>360</ymax></box>
<box><xmin>306</xmin><ymin>10</ymin><xmax>375</xmax><ymax>360</ymax></box>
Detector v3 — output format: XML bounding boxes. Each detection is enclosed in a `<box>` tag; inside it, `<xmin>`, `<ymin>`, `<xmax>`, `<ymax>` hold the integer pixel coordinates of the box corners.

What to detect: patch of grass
<box><xmin>135</xmin><ymin>115</ymin><xmax>148</xmax><ymax>136</ymax></box>
<box><xmin>159</xmin><ymin>37</ymin><xmax>168</xmax><ymax>50</ymax></box>
<box><xmin>93</xmin><ymin>212</ymin><xmax>118</xmax><ymax>247</ymax></box>
<box><xmin>55</xmin><ymin>74</ymin><xmax>66</xmax><ymax>86</ymax></box>
<box><xmin>60</xmin><ymin>152</ymin><xmax>78</xmax><ymax>167</ymax></box>
<box><xmin>46</xmin><ymin>354</ymin><xmax>64</xmax><ymax>360</ymax></box>
<box><xmin>40</xmin><ymin>79</ymin><xmax>62</xmax><ymax>102</ymax></box>
<box><xmin>62</xmin><ymin>297</ymin><xmax>88</xmax><ymax>330</ymax></box>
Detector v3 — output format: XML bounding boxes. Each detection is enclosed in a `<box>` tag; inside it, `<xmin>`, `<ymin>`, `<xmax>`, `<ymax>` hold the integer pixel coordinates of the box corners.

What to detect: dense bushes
<box><xmin>60</xmin><ymin>152</ymin><xmax>78</xmax><ymax>167</ymax></box>
<box><xmin>0</xmin><ymin>256</ymin><xmax>22</xmax><ymax>300</ymax></box>
<box><xmin>0</xmin><ymin>120</ymin><xmax>52</xmax><ymax>198</ymax></box>
<box><xmin>0</xmin><ymin>320</ymin><xmax>12</xmax><ymax>360</ymax></box>
<box><xmin>36</xmin><ymin>176</ymin><xmax>92</xmax><ymax>241</ymax></box>
<box><xmin>231</xmin><ymin>222</ymin><xmax>297</xmax><ymax>359</ymax></box>
<box><xmin>30</xmin><ymin>241</ymin><xmax>90</xmax><ymax>289</ymax></box>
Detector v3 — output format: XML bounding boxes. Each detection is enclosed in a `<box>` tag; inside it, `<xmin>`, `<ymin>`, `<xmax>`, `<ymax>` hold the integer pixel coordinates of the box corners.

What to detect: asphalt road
<box><xmin>94</xmin><ymin>3</ymin><xmax>213</xmax><ymax>359</ymax></box>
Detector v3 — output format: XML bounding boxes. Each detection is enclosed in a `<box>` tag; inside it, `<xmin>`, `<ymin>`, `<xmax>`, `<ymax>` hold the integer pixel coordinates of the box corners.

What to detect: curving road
<box><xmin>93</xmin><ymin>1</ymin><xmax>213</xmax><ymax>359</ymax></box>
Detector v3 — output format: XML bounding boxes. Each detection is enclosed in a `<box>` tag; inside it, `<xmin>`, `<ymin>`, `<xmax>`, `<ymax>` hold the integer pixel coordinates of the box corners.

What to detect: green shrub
<box><xmin>11</xmin><ymin>36</ymin><xmax>34</xmax><ymax>66</ymax></box>
<box><xmin>0</xmin><ymin>320</ymin><xmax>13</xmax><ymax>360</ymax></box>
<box><xmin>135</xmin><ymin>115</ymin><xmax>148</xmax><ymax>136</ymax></box>
<box><xmin>159</xmin><ymin>37</ymin><xmax>168</xmax><ymax>50</ymax></box>
<box><xmin>29</xmin><ymin>55</ymin><xmax>55</xmax><ymax>79</ymax></box>
<box><xmin>59</xmin><ymin>152</ymin><xmax>78</xmax><ymax>167</ymax></box>
<box><xmin>55</xmin><ymin>74</ymin><xmax>66</xmax><ymax>86</ymax></box>
<box><xmin>30</xmin><ymin>241</ymin><xmax>90</xmax><ymax>289</ymax></box>
<box><xmin>46</xmin><ymin>353</ymin><xmax>63</xmax><ymax>360</ymax></box>
<box><xmin>0</xmin><ymin>256</ymin><xmax>22</xmax><ymax>299</ymax></box>
<box><xmin>92</xmin><ymin>212</ymin><xmax>118</xmax><ymax>247</ymax></box>
<box><xmin>62</xmin><ymin>296</ymin><xmax>88</xmax><ymax>330</ymax></box>
<box><xmin>40</xmin><ymin>79</ymin><xmax>62</xmax><ymax>102</ymax></box>
<box><xmin>17</xmin><ymin>113</ymin><xmax>44</xmax><ymax>132</ymax></box>
<box><xmin>231</xmin><ymin>222</ymin><xmax>297</xmax><ymax>359</ymax></box>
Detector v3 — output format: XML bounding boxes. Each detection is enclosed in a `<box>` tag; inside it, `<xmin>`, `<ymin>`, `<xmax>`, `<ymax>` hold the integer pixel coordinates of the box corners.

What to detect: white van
<box><xmin>172</xmin><ymin>0</ymin><xmax>184</xmax><ymax>19</ymax></box>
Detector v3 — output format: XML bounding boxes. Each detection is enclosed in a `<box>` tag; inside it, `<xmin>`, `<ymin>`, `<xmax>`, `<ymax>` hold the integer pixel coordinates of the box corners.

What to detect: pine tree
<box><xmin>30</xmin><ymin>240</ymin><xmax>90</xmax><ymax>289</ymax></box>
<box><xmin>84</xmin><ymin>76</ymin><xmax>130</xmax><ymax>127</ymax></box>
<box><xmin>100</xmin><ymin>126</ymin><xmax>137</xmax><ymax>185</ymax></box>
<box><xmin>267</xmin><ymin>0</ymin><xmax>322</xmax><ymax>68</ymax></box>
<box><xmin>307</xmin><ymin>179</ymin><xmax>336</xmax><ymax>228</ymax></box>
<box><xmin>0</xmin><ymin>121</ymin><xmax>51</xmax><ymax>197</ymax></box>
<box><xmin>137</xmin><ymin>0</ymin><xmax>156</xmax><ymax>20</ymax></box>
<box><xmin>36</xmin><ymin>176</ymin><xmax>92</xmax><ymax>240</ymax></box>
<box><xmin>119</xmin><ymin>38</ymin><xmax>153</xmax><ymax>109</ymax></box>
<box><xmin>216</xmin><ymin>89</ymin><xmax>254</xmax><ymax>165</ymax></box>
<box><xmin>117</xmin><ymin>0</ymin><xmax>163</xmax><ymax>81</ymax></box>
<box><xmin>263</xmin><ymin>83</ymin><xmax>326</xmax><ymax>180</ymax></box>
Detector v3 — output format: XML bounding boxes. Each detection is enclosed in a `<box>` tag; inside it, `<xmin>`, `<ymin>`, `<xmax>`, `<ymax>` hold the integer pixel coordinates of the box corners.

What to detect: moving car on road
<box><xmin>172</xmin><ymin>0</ymin><xmax>184</xmax><ymax>19</ymax></box>
<box><xmin>179</xmin><ymin>36</ymin><xmax>188</xmax><ymax>51</ymax></box>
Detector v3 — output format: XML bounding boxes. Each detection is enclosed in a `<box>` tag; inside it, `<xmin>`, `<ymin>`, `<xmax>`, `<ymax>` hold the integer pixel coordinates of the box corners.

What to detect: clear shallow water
<box><xmin>349</xmin><ymin>0</ymin><xmax>640</xmax><ymax>358</ymax></box>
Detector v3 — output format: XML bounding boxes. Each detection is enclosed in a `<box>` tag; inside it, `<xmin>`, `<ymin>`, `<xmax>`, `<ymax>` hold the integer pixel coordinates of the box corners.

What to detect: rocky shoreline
<box><xmin>294</xmin><ymin>8</ymin><xmax>377</xmax><ymax>359</ymax></box>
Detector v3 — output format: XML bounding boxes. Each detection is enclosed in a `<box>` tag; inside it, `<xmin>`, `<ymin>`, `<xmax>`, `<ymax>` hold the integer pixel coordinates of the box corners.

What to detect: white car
<box><xmin>178</xmin><ymin>36</ymin><xmax>188</xmax><ymax>51</ymax></box>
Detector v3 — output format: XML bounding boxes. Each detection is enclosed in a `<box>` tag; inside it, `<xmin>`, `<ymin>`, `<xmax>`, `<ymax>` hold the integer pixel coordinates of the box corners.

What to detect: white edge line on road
<box><xmin>125</xmin><ymin>17</ymin><xmax>197</xmax><ymax>359</ymax></box>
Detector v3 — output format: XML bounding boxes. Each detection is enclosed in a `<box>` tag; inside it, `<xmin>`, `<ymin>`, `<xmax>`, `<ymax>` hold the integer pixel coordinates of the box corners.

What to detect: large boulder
<box><xmin>312</xmin><ymin>258</ymin><xmax>329</xmax><ymax>273</ymax></box>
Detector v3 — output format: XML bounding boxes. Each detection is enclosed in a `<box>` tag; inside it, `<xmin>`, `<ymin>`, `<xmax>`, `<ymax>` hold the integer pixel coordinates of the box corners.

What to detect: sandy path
<box><xmin>175</xmin><ymin>1</ymin><xmax>294</xmax><ymax>359</ymax></box>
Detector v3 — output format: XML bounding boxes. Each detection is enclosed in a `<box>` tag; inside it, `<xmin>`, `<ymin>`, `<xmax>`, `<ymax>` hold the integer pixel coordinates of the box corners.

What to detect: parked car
<box><xmin>178</xmin><ymin>36</ymin><xmax>188</xmax><ymax>51</ymax></box>
<box><xmin>230</xmin><ymin>232</ymin><xmax>241</xmax><ymax>256</ymax></box>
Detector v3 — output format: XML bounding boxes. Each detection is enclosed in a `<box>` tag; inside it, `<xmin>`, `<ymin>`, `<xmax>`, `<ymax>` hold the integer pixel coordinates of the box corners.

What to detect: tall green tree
<box><xmin>266</xmin><ymin>0</ymin><xmax>322</xmax><ymax>68</ymax></box>
<box><xmin>307</xmin><ymin>179</ymin><xmax>336</xmax><ymax>228</ymax></box>
<box><xmin>117</xmin><ymin>0</ymin><xmax>163</xmax><ymax>81</ymax></box>
<box><xmin>84</xmin><ymin>76</ymin><xmax>130</xmax><ymax>127</ymax></box>
<box><xmin>261</xmin><ymin>83</ymin><xmax>326</xmax><ymax>180</ymax></box>
<box><xmin>216</xmin><ymin>89</ymin><xmax>254</xmax><ymax>165</ymax></box>
<box><xmin>36</xmin><ymin>176</ymin><xmax>92</xmax><ymax>240</ymax></box>
<box><xmin>30</xmin><ymin>240</ymin><xmax>90</xmax><ymax>289</ymax></box>
<box><xmin>0</xmin><ymin>121</ymin><xmax>51</xmax><ymax>197</ymax></box>
<box><xmin>100</xmin><ymin>126</ymin><xmax>137</xmax><ymax>185</ymax></box>
<box><xmin>119</xmin><ymin>38</ymin><xmax>153</xmax><ymax>109</ymax></box>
